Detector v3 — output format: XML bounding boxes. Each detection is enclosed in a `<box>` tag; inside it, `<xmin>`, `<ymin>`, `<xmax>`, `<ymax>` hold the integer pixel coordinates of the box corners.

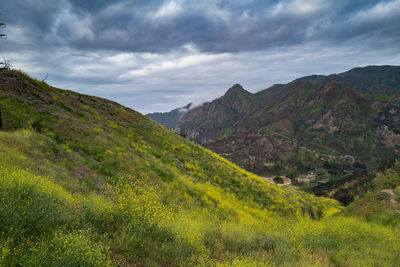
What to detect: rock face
<box><xmin>175</xmin><ymin>84</ymin><xmax>262</xmax><ymax>144</ymax></box>
<box><xmin>175</xmin><ymin>66</ymin><xmax>400</xmax><ymax>175</ymax></box>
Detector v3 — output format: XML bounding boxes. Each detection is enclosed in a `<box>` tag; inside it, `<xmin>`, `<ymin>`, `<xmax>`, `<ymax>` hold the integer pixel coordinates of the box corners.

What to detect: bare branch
<box><xmin>42</xmin><ymin>73</ymin><xmax>49</xmax><ymax>82</ymax></box>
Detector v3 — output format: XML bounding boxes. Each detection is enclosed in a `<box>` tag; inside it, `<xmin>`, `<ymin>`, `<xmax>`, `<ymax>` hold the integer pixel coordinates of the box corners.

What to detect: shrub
<box><xmin>0</xmin><ymin>237</ymin><xmax>11</xmax><ymax>266</ymax></box>
<box><xmin>273</xmin><ymin>176</ymin><xmax>284</xmax><ymax>184</ymax></box>
<box><xmin>19</xmin><ymin>231</ymin><xmax>114</xmax><ymax>266</ymax></box>
<box><xmin>81</xmin><ymin>193</ymin><xmax>118</xmax><ymax>234</ymax></box>
<box><xmin>106</xmin><ymin>177</ymin><xmax>171</xmax><ymax>224</ymax></box>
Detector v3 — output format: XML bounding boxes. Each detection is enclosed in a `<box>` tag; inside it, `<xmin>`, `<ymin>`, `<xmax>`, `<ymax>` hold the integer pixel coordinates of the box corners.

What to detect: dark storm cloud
<box><xmin>2</xmin><ymin>0</ymin><xmax>399</xmax><ymax>53</ymax></box>
<box><xmin>0</xmin><ymin>0</ymin><xmax>65</xmax><ymax>43</ymax></box>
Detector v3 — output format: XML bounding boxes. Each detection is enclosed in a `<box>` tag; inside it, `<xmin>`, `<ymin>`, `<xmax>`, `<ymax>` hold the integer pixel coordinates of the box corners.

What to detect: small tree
<box><xmin>316</xmin><ymin>170</ymin><xmax>325</xmax><ymax>181</ymax></box>
<box><xmin>273</xmin><ymin>176</ymin><xmax>284</xmax><ymax>184</ymax></box>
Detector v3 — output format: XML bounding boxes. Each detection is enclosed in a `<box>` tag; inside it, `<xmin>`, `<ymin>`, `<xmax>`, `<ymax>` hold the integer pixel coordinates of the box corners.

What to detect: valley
<box><xmin>171</xmin><ymin>66</ymin><xmax>400</xmax><ymax>205</ymax></box>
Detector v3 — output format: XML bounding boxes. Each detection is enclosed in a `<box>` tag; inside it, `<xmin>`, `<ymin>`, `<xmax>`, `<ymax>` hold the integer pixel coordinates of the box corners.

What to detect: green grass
<box><xmin>0</xmin><ymin>70</ymin><xmax>399</xmax><ymax>266</ymax></box>
<box><xmin>366</xmin><ymin>92</ymin><xmax>395</xmax><ymax>101</ymax></box>
<box><xmin>1</xmin><ymin>159</ymin><xmax>399</xmax><ymax>266</ymax></box>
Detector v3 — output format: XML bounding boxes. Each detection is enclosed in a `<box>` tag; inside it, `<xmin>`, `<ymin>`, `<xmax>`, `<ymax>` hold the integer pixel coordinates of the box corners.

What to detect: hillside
<box><xmin>0</xmin><ymin>69</ymin><xmax>399</xmax><ymax>266</ymax></box>
<box><xmin>175</xmin><ymin>66</ymin><xmax>400</xmax><ymax>201</ymax></box>
<box><xmin>146</xmin><ymin>103</ymin><xmax>192</xmax><ymax>128</ymax></box>
<box><xmin>341</xmin><ymin>159</ymin><xmax>400</xmax><ymax>227</ymax></box>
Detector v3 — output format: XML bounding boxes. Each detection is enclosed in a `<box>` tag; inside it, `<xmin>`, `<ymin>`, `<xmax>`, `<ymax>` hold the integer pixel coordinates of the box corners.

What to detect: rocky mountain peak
<box><xmin>224</xmin><ymin>84</ymin><xmax>249</xmax><ymax>97</ymax></box>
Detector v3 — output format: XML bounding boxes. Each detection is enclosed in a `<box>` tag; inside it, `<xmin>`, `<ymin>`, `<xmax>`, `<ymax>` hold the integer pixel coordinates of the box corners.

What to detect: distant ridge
<box><xmin>146</xmin><ymin>103</ymin><xmax>192</xmax><ymax>127</ymax></box>
<box><xmin>295</xmin><ymin>65</ymin><xmax>400</xmax><ymax>93</ymax></box>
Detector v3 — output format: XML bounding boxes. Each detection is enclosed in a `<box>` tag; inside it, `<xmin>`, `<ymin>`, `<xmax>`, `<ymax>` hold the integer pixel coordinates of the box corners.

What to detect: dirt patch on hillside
<box><xmin>381</xmin><ymin>189</ymin><xmax>398</xmax><ymax>204</ymax></box>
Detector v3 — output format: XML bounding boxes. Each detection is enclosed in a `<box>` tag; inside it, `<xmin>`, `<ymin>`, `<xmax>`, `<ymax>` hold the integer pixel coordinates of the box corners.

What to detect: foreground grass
<box><xmin>0</xmin><ymin>150</ymin><xmax>399</xmax><ymax>266</ymax></box>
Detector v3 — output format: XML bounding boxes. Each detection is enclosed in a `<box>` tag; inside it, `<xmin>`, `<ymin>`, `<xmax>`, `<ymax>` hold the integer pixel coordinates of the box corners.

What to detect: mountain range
<box><xmin>295</xmin><ymin>65</ymin><xmax>400</xmax><ymax>93</ymax></box>
<box><xmin>174</xmin><ymin>66</ymin><xmax>400</xmax><ymax>199</ymax></box>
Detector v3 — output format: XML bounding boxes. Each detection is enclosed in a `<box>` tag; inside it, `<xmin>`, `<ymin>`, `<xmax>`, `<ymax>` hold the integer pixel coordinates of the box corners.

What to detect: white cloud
<box><xmin>9</xmin><ymin>40</ymin><xmax>400</xmax><ymax>114</ymax></box>
<box><xmin>120</xmin><ymin>47</ymin><xmax>232</xmax><ymax>78</ymax></box>
<box><xmin>351</xmin><ymin>0</ymin><xmax>400</xmax><ymax>22</ymax></box>
<box><xmin>153</xmin><ymin>1</ymin><xmax>183</xmax><ymax>18</ymax></box>
<box><xmin>272</xmin><ymin>0</ymin><xmax>328</xmax><ymax>17</ymax></box>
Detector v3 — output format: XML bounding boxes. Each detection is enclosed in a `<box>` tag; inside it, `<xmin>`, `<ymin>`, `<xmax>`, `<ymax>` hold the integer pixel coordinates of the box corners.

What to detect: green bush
<box><xmin>81</xmin><ymin>193</ymin><xmax>118</xmax><ymax>234</ymax></box>
<box><xmin>12</xmin><ymin>231</ymin><xmax>114</xmax><ymax>266</ymax></box>
<box><xmin>273</xmin><ymin>176</ymin><xmax>284</xmax><ymax>184</ymax></box>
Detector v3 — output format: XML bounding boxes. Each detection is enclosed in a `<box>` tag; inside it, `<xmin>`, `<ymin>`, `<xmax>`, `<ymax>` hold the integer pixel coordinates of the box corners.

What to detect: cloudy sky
<box><xmin>0</xmin><ymin>0</ymin><xmax>399</xmax><ymax>113</ymax></box>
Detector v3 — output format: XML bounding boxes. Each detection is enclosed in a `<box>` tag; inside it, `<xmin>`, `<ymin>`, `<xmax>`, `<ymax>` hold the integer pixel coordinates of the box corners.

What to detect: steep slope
<box><xmin>175</xmin><ymin>84</ymin><xmax>261</xmax><ymax>143</ymax></box>
<box><xmin>1</xmin><ymin>69</ymin><xmax>399</xmax><ymax>266</ymax></box>
<box><xmin>1</xmin><ymin>70</ymin><xmax>326</xmax><ymax>211</ymax></box>
<box><xmin>146</xmin><ymin>103</ymin><xmax>192</xmax><ymax>128</ymax></box>
<box><xmin>295</xmin><ymin>65</ymin><xmax>400</xmax><ymax>93</ymax></box>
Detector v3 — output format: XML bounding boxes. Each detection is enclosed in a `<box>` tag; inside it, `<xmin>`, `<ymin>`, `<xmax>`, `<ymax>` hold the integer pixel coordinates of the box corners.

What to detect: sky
<box><xmin>0</xmin><ymin>0</ymin><xmax>399</xmax><ymax>114</ymax></box>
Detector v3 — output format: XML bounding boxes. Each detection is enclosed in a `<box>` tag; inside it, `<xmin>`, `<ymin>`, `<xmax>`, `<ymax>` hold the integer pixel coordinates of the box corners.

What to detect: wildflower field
<box><xmin>0</xmin><ymin>70</ymin><xmax>399</xmax><ymax>266</ymax></box>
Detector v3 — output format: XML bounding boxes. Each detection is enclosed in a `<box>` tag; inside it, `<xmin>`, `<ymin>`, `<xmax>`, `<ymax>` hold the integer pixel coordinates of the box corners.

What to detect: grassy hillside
<box><xmin>0</xmin><ymin>70</ymin><xmax>399</xmax><ymax>266</ymax></box>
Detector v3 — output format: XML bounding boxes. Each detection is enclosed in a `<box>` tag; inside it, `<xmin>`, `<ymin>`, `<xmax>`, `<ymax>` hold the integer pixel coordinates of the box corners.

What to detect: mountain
<box><xmin>146</xmin><ymin>103</ymin><xmax>192</xmax><ymax>127</ymax></box>
<box><xmin>1</xmin><ymin>69</ymin><xmax>399</xmax><ymax>266</ymax></box>
<box><xmin>295</xmin><ymin>65</ymin><xmax>400</xmax><ymax>93</ymax></box>
<box><xmin>174</xmin><ymin>84</ymin><xmax>260</xmax><ymax>142</ymax></box>
<box><xmin>175</xmin><ymin>66</ymin><xmax>400</xmax><ymax>196</ymax></box>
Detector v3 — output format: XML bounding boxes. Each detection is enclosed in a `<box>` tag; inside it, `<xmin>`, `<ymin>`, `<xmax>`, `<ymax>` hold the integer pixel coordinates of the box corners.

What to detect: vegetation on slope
<box><xmin>342</xmin><ymin>160</ymin><xmax>400</xmax><ymax>227</ymax></box>
<box><xmin>295</xmin><ymin>65</ymin><xmax>400</xmax><ymax>93</ymax></box>
<box><xmin>0</xmin><ymin>70</ymin><xmax>399</xmax><ymax>266</ymax></box>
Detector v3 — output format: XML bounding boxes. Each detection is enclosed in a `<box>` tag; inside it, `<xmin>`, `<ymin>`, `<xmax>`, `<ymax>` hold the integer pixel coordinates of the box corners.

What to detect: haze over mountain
<box><xmin>146</xmin><ymin>103</ymin><xmax>192</xmax><ymax>128</ymax></box>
